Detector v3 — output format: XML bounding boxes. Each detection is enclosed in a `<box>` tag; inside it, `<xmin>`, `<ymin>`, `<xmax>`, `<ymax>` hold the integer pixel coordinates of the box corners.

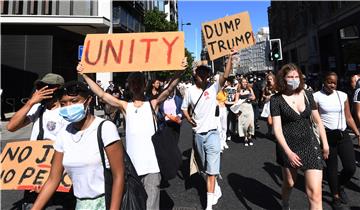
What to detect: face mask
<box><xmin>287</xmin><ymin>79</ymin><xmax>300</xmax><ymax>90</ymax></box>
<box><xmin>59</xmin><ymin>103</ymin><xmax>87</xmax><ymax>123</ymax></box>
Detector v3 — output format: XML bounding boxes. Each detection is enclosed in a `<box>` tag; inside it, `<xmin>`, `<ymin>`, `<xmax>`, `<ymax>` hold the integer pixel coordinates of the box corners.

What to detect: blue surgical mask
<box><xmin>287</xmin><ymin>79</ymin><xmax>300</xmax><ymax>90</ymax></box>
<box><xmin>59</xmin><ymin>103</ymin><xmax>87</xmax><ymax>123</ymax></box>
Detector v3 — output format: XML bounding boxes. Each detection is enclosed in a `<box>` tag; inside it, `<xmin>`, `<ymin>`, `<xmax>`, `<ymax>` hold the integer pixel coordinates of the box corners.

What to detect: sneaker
<box><xmin>244</xmin><ymin>142</ymin><xmax>249</xmax><ymax>147</ymax></box>
<box><xmin>213</xmin><ymin>182</ymin><xmax>222</xmax><ymax>205</ymax></box>
<box><xmin>249</xmin><ymin>139</ymin><xmax>254</xmax><ymax>146</ymax></box>
<box><xmin>226</xmin><ymin>136</ymin><xmax>231</xmax><ymax>141</ymax></box>
<box><xmin>224</xmin><ymin>143</ymin><xmax>229</xmax><ymax>149</ymax></box>
<box><xmin>339</xmin><ymin>187</ymin><xmax>349</xmax><ymax>204</ymax></box>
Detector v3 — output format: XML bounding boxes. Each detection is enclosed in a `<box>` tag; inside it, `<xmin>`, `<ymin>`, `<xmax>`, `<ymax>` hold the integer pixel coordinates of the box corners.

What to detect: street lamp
<box><xmin>181</xmin><ymin>21</ymin><xmax>191</xmax><ymax>31</ymax></box>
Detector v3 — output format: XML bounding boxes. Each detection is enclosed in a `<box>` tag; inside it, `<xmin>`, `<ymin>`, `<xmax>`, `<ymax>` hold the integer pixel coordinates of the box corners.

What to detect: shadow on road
<box><xmin>178</xmin><ymin>148</ymin><xmax>207</xmax><ymax>209</ymax></box>
<box><xmin>227</xmin><ymin>173</ymin><xmax>281</xmax><ymax>210</ymax></box>
<box><xmin>263</xmin><ymin>162</ymin><xmax>282</xmax><ymax>187</ymax></box>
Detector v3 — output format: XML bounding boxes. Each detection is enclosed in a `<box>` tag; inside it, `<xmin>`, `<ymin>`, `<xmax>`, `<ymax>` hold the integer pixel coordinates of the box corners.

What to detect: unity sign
<box><xmin>0</xmin><ymin>140</ymin><xmax>71</xmax><ymax>192</ymax></box>
<box><xmin>81</xmin><ymin>31</ymin><xmax>185</xmax><ymax>73</ymax></box>
<box><xmin>202</xmin><ymin>11</ymin><xmax>255</xmax><ymax>60</ymax></box>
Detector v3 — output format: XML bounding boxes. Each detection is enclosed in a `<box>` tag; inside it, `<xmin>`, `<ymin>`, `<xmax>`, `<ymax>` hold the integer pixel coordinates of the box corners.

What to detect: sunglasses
<box><xmin>55</xmin><ymin>84</ymin><xmax>89</xmax><ymax>97</ymax></box>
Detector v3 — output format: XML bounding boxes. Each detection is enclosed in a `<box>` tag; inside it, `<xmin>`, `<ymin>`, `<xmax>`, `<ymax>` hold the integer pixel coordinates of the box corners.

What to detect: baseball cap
<box><xmin>36</xmin><ymin>73</ymin><xmax>65</xmax><ymax>86</ymax></box>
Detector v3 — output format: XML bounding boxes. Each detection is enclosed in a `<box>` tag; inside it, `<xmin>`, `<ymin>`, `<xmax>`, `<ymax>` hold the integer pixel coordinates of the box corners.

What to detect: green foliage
<box><xmin>144</xmin><ymin>8</ymin><xmax>178</xmax><ymax>32</ymax></box>
<box><xmin>143</xmin><ymin>8</ymin><xmax>192</xmax><ymax>81</ymax></box>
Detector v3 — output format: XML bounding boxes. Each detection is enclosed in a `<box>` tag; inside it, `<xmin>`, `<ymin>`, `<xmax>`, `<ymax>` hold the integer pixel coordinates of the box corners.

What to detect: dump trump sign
<box><xmin>202</xmin><ymin>12</ymin><xmax>255</xmax><ymax>60</ymax></box>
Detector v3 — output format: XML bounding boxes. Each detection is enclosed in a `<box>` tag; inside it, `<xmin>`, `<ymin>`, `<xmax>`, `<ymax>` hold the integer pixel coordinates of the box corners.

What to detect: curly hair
<box><xmin>275</xmin><ymin>63</ymin><xmax>305</xmax><ymax>94</ymax></box>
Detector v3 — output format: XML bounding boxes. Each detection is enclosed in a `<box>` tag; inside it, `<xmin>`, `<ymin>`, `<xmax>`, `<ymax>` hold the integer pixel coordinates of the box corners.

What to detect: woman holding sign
<box><xmin>77</xmin><ymin>58</ymin><xmax>187</xmax><ymax>210</ymax></box>
<box><xmin>31</xmin><ymin>81</ymin><xmax>125</xmax><ymax>210</ymax></box>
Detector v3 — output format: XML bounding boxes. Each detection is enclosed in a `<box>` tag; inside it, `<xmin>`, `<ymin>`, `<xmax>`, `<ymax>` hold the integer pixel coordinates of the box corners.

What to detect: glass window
<box><xmin>120</xmin><ymin>7</ymin><xmax>127</xmax><ymax>27</ymax></box>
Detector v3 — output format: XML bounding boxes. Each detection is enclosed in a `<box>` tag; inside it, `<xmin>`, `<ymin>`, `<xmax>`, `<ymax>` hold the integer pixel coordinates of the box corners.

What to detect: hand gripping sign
<box><xmin>0</xmin><ymin>140</ymin><xmax>71</xmax><ymax>192</ymax></box>
<box><xmin>81</xmin><ymin>31</ymin><xmax>185</xmax><ymax>73</ymax></box>
<box><xmin>202</xmin><ymin>11</ymin><xmax>255</xmax><ymax>60</ymax></box>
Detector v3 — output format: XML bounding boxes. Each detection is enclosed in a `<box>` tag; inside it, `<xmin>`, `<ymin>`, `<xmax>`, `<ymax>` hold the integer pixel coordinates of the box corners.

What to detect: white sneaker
<box><xmin>226</xmin><ymin>136</ymin><xmax>231</xmax><ymax>141</ymax></box>
<box><xmin>224</xmin><ymin>143</ymin><xmax>229</xmax><ymax>149</ymax></box>
<box><xmin>244</xmin><ymin>142</ymin><xmax>249</xmax><ymax>147</ymax></box>
<box><xmin>213</xmin><ymin>181</ymin><xmax>222</xmax><ymax>205</ymax></box>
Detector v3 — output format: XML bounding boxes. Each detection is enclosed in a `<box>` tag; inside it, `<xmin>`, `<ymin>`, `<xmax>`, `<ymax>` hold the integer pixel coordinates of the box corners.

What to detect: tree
<box><xmin>144</xmin><ymin>8</ymin><xmax>177</xmax><ymax>32</ymax></box>
<box><xmin>144</xmin><ymin>8</ymin><xmax>192</xmax><ymax>81</ymax></box>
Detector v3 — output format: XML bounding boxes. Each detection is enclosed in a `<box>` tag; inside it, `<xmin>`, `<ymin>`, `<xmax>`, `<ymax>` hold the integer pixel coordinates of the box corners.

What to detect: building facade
<box><xmin>1</xmin><ymin>0</ymin><xmax>178</xmax><ymax>115</ymax></box>
<box><xmin>236</xmin><ymin>27</ymin><xmax>273</xmax><ymax>75</ymax></box>
<box><xmin>268</xmin><ymin>1</ymin><xmax>360</xmax><ymax>82</ymax></box>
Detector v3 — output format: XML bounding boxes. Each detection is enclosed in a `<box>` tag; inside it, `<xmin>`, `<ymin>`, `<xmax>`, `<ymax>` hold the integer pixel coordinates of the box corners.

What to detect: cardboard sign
<box><xmin>0</xmin><ymin>140</ymin><xmax>72</xmax><ymax>192</ymax></box>
<box><xmin>202</xmin><ymin>12</ymin><xmax>255</xmax><ymax>60</ymax></box>
<box><xmin>81</xmin><ymin>31</ymin><xmax>185</xmax><ymax>73</ymax></box>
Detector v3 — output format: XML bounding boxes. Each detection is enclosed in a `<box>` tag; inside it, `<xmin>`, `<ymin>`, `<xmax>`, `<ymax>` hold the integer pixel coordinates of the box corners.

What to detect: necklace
<box><xmin>71</xmin><ymin>129</ymin><xmax>86</xmax><ymax>143</ymax></box>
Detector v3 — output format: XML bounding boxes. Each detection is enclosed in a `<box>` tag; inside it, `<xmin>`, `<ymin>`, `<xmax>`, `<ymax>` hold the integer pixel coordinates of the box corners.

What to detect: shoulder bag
<box><xmin>304</xmin><ymin>91</ymin><xmax>320</xmax><ymax>144</ymax></box>
<box><xmin>97</xmin><ymin>120</ymin><xmax>147</xmax><ymax>210</ymax></box>
<box><xmin>149</xmin><ymin>103</ymin><xmax>182</xmax><ymax>181</ymax></box>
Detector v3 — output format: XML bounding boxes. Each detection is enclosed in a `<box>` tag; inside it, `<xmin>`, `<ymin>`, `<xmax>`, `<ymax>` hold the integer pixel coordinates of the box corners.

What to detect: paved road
<box><xmin>1</xmin><ymin>116</ymin><xmax>360</xmax><ymax>210</ymax></box>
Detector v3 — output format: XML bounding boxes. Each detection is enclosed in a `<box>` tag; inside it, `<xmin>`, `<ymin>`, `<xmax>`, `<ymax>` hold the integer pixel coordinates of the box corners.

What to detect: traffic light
<box><xmin>270</xmin><ymin>39</ymin><xmax>282</xmax><ymax>61</ymax></box>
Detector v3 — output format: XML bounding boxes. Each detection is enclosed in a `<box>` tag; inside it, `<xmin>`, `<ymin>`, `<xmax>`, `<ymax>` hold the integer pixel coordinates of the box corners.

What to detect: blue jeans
<box><xmin>194</xmin><ymin>130</ymin><xmax>221</xmax><ymax>175</ymax></box>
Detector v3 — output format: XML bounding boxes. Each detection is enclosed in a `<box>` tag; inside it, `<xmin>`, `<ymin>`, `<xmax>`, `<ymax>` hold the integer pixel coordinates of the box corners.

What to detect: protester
<box><xmin>313</xmin><ymin>72</ymin><xmax>359</xmax><ymax>209</ymax></box>
<box><xmin>30</xmin><ymin>81</ymin><xmax>125</xmax><ymax>210</ymax></box>
<box><xmin>235</xmin><ymin>77</ymin><xmax>256</xmax><ymax>146</ymax></box>
<box><xmin>7</xmin><ymin>73</ymin><xmax>66</xmax><ymax>140</ymax></box>
<box><xmin>270</xmin><ymin>63</ymin><xmax>329</xmax><ymax>210</ymax></box>
<box><xmin>146</xmin><ymin>78</ymin><xmax>161</xmax><ymax>100</ymax></box>
<box><xmin>181</xmin><ymin>50</ymin><xmax>234</xmax><ymax>210</ymax></box>
<box><xmin>248</xmin><ymin>76</ymin><xmax>262</xmax><ymax>129</ymax></box>
<box><xmin>77</xmin><ymin>58</ymin><xmax>187</xmax><ymax>210</ymax></box>
<box><xmin>224</xmin><ymin>77</ymin><xmax>238</xmax><ymax>141</ymax></box>
<box><xmin>6</xmin><ymin>73</ymin><xmax>75</xmax><ymax>209</ymax></box>
<box><xmin>158</xmin><ymin>83</ymin><xmax>183</xmax><ymax>134</ymax></box>
<box><xmin>351</xmin><ymin>73</ymin><xmax>360</xmax><ymax>127</ymax></box>
<box><xmin>216</xmin><ymin>82</ymin><xmax>229</xmax><ymax>151</ymax></box>
<box><xmin>261</xmin><ymin>72</ymin><xmax>277</xmax><ymax>137</ymax></box>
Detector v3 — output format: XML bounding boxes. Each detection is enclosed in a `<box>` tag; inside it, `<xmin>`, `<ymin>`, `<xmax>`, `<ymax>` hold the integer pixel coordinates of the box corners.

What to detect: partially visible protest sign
<box><xmin>0</xmin><ymin>140</ymin><xmax>71</xmax><ymax>192</ymax></box>
<box><xmin>202</xmin><ymin>11</ymin><xmax>255</xmax><ymax>60</ymax></box>
<box><xmin>81</xmin><ymin>31</ymin><xmax>185</xmax><ymax>73</ymax></box>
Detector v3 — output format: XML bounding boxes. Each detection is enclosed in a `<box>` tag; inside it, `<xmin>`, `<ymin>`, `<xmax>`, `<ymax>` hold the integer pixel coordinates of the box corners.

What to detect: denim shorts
<box><xmin>194</xmin><ymin>129</ymin><xmax>221</xmax><ymax>175</ymax></box>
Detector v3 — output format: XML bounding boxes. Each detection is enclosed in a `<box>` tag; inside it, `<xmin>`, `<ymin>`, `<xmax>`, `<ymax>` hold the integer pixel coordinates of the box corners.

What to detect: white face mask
<box><xmin>287</xmin><ymin>79</ymin><xmax>300</xmax><ymax>90</ymax></box>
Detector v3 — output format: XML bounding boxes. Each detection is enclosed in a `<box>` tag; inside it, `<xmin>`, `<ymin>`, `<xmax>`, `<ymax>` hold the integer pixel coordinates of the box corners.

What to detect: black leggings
<box><xmin>325</xmin><ymin>129</ymin><xmax>356</xmax><ymax>195</ymax></box>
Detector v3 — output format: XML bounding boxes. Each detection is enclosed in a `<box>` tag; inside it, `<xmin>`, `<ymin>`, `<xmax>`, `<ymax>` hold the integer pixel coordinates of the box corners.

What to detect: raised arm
<box><xmin>77</xmin><ymin>63</ymin><xmax>127</xmax><ymax>113</ymax></box>
<box><xmin>7</xmin><ymin>86</ymin><xmax>55</xmax><ymax>132</ymax></box>
<box><xmin>219</xmin><ymin>50</ymin><xmax>236</xmax><ymax>87</ymax></box>
<box><xmin>153</xmin><ymin>58</ymin><xmax>188</xmax><ymax>110</ymax></box>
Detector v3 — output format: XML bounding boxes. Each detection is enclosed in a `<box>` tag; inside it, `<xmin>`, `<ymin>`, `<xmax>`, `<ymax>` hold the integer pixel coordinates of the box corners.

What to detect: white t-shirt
<box><xmin>54</xmin><ymin>117</ymin><xmax>120</xmax><ymax>199</ymax></box>
<box><xmin>125</xmin><ymin>102</ymin><xmax>160</xmax><ymax>176</ymax></box>
<box><xmin>181</xmin><ymin>81</ymin><xmax>220</xmax><ymax>133</ymax></box>
<box><xmin>313</xmin><ymin>90</ymin><xmax>347</xmax><ymax>131</ymax></box>
<box><xmin>27</xmin><ymin>103</ymin><xmax>69</xmax><ymax>141</ymax></box>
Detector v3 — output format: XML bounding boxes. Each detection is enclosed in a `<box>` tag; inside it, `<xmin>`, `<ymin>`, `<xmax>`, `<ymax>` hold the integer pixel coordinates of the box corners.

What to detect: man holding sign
<box><xmin>181</xmin><ymin>50</ymin><xmax>235</xmax><ymax>210</ymax></box>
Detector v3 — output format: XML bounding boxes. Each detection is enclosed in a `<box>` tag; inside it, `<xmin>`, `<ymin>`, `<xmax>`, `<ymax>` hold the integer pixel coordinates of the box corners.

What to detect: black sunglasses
<box><xmin>55</xmin><ymin>84</ymin><xmax>89</xmax><ymax>97</ymax></box>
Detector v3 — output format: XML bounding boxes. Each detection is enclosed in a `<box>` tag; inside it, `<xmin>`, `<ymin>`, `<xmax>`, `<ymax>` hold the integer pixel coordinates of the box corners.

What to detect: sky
<box><xmin>178</xmin><ymin>0</ymin><xmax>271</xmax><ymax>60</ymax></box>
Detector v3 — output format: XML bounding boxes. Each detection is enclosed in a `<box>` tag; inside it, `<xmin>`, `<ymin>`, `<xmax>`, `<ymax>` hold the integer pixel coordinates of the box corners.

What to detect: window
<box><xmin>27</xmin><ymin>0</ymin><xmax>38</xmax><ymax>15</ymax></box>
<box><xmin>1</xmin><ymin>0</ymin><xmax>9</xmax><ymax>14</ymax></box>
